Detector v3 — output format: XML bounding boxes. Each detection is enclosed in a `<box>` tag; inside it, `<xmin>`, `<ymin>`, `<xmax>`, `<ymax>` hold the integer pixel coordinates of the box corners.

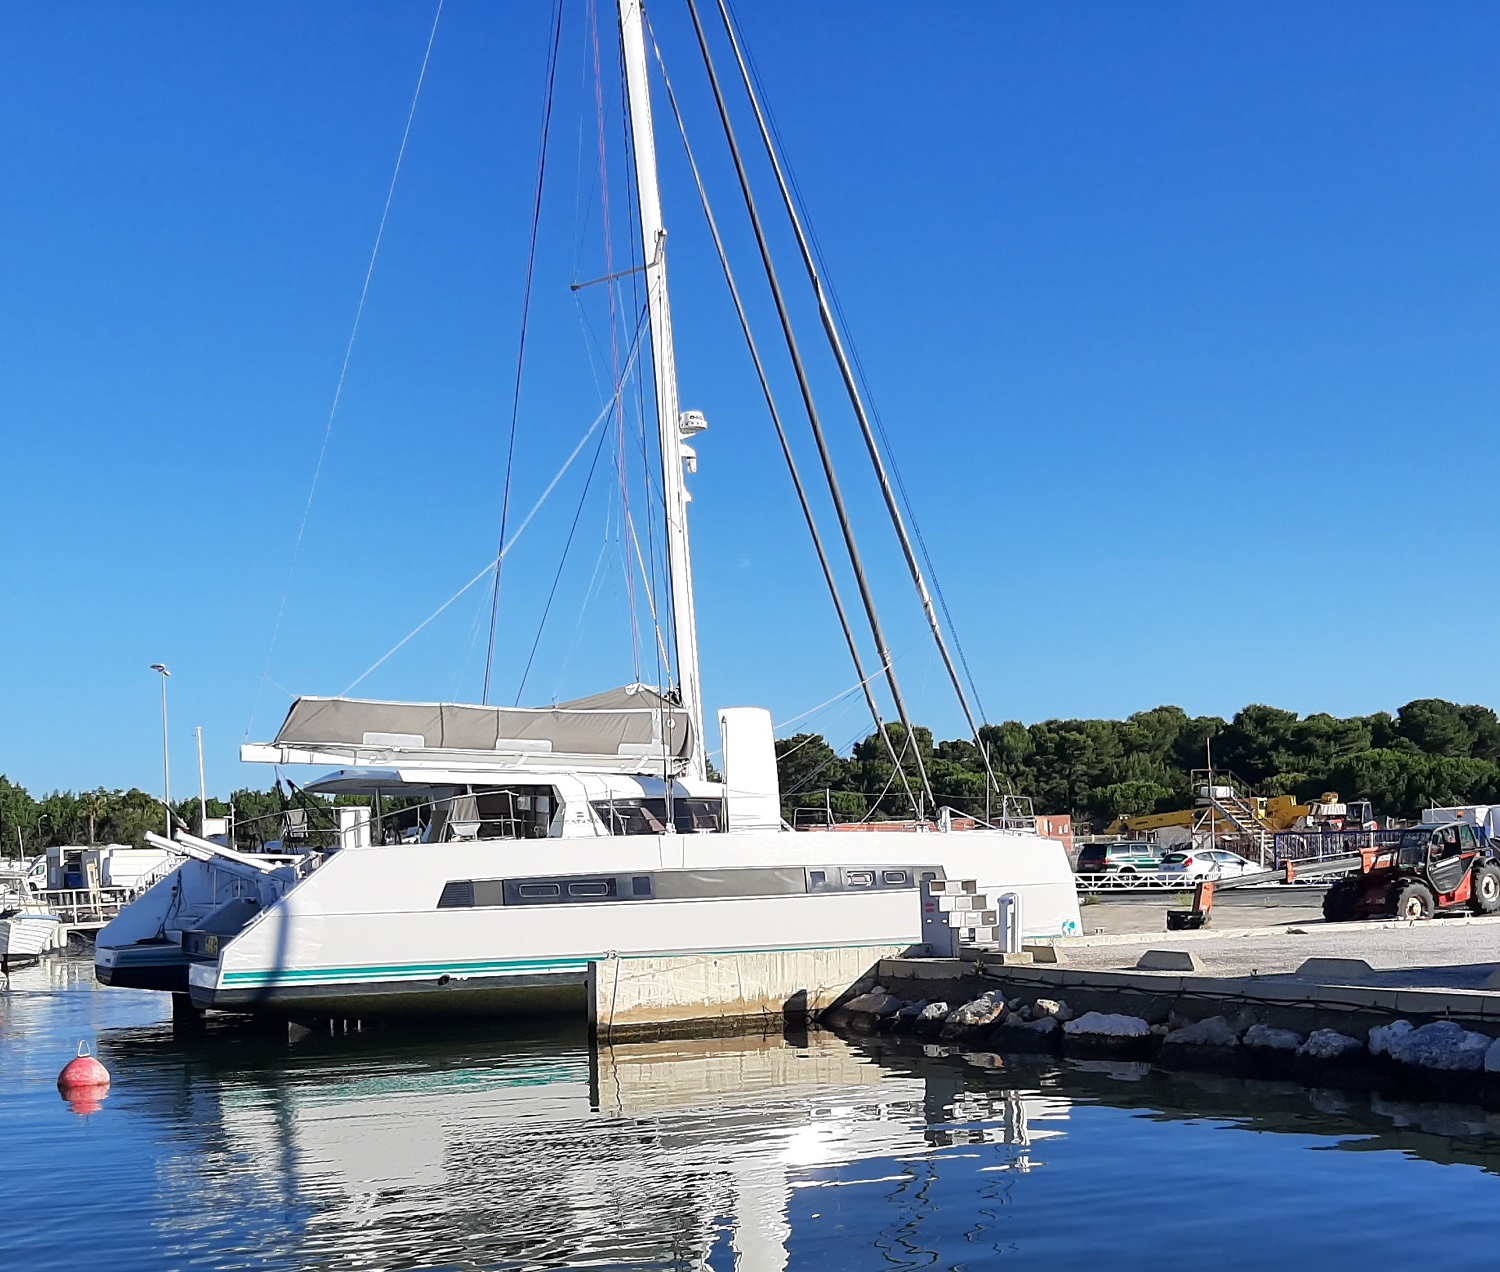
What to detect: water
<box><xmin>6</xmin><ymin>957</ymin><xmax>1500</xmax><ymax>1270</ymax></box>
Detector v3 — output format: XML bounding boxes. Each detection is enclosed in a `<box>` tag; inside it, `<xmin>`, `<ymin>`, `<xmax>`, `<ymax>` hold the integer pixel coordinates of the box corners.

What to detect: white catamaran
<box><xmin>96</xmin><ymin>0</ymin><xmax>1080</xmax><ymax>1019</ymax></box>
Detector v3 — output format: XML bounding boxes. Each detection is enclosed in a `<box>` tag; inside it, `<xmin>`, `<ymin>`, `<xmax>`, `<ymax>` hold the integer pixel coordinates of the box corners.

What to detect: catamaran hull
<box><xmin>95</xmin><ymin>942</ymin><xmax>195</xmax><ymax>992</ymax></box>
<box><xmin>172</xmin><ymin>829</ymin><xmax>1081</xmax><ymax>1021</ymax></box>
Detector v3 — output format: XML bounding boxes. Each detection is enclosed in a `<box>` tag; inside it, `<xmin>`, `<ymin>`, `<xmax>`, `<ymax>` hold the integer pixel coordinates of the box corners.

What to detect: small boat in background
<box><xmin>0</xmin><ymin>869</ymin><xmax>62</xmax><ymax>972</ymax></box>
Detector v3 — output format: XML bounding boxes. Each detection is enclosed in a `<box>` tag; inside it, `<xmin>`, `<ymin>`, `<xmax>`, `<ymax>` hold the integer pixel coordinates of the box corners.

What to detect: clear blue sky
<box><xmin>4</xmin><ymin>1</ymin><xmax>1499</xmax><ymax>797</ymax></box>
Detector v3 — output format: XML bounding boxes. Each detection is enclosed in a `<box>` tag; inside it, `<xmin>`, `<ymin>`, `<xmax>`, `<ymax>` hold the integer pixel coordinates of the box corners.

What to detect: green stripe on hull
<box><xmin>219</xmin><ymin>941</ymin><xmax>904</xmax><ymax>989</ymax></box>
<box><xmin>222</xmin><ymin>956</ymin><xmax>590</xmax><ymax>986</ymax></box>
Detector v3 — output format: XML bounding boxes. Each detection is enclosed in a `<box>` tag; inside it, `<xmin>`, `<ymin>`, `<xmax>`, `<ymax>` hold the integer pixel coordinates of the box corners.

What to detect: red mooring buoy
<box><xmin>58</xmin><ymin>1041</ymin><xmax>111</xmax><ymax>1113</ymax></box>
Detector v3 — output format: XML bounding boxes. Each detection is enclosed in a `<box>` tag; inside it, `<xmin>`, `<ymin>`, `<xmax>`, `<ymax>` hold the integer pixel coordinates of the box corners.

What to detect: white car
<box><xmin>1157</xmin><ymin>849</ymin><xmax>1262</xmax><ymax>880</ymax></box>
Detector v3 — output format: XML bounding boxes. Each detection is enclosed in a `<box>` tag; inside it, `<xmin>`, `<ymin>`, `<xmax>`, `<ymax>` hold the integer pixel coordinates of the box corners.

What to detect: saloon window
<box><xmin>592</xmin><ymin>797</ymin><xmax>724</xmax><ymax>835</ymax></box>
<box><xmin>424</xmin><ymin>786</ymin><xmax>557</xmax><ymax>842</ymax></box>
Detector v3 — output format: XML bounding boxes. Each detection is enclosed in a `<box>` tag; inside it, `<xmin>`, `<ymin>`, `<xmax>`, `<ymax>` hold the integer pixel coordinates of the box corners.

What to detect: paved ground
<box><xmin>1059</xmin><ymin>888</ymin><xmax>1500</xmax><ymax>989</ymax></box>
<box><xmin>1080</xmin><ymin>888</ymin><xmax>1325</xmax><ymax>937</ymax></box>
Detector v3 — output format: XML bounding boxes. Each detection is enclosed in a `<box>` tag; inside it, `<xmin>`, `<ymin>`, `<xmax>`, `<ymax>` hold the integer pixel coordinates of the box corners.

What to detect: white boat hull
<box><xmin>0</xmin><ymin>913</ymin><xmax>62</xmax><ymax>962</ymax></box>
<box><xmin>164</xmin><ymin>828</ymin><xmax>1079</xmax><ymax>1018</ymax></box>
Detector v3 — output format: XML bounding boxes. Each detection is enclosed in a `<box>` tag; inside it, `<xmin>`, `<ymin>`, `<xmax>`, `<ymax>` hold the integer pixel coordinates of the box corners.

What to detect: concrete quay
<box><xmin>878</xmin><ymin>913</ymin><xmax>1500</xmax><ymax>1030</ymax></box>
<box><xmin>822</xmin><ymin>915</ymin><xmax>1500</xmax><ymax>1098</ymax></box>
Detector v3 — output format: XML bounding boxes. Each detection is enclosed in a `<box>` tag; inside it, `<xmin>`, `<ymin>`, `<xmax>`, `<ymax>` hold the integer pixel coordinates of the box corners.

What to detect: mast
<box><xmin>618</xmin><ymin>0</ymin><xmax>706</xmax><ymax>780</ymax></box>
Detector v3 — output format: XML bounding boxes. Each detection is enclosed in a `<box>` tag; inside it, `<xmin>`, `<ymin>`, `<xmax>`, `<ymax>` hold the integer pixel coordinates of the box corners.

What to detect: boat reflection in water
<box><xmin>37</xmin><ymin>974</ymin><xmax>1500</xmax><ymax>1271</ymax></box>
<box><xmin>133</xmin><ymin>1026</ymin><xmax>1066</xmax><ymax>1269</ymax></box>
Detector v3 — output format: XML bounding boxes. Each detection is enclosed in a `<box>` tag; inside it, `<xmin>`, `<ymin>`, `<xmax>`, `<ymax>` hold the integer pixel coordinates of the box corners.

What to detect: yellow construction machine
<box><xmin>1104</xmin><ymin>792</ymin><xmax>1371</xmax><ymax>839</ymax></box>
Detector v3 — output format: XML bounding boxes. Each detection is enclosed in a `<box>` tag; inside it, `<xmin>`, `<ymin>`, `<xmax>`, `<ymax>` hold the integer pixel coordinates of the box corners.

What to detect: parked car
<box><xmin>1075</xmin><ymin>842</ymin><xmax>1165</xmax><ymax>875</ymax></box>
<box><xmin>1157</xmin><ymin>849</ymin><xmax>1262</xmax><ymax>880</ymax></box>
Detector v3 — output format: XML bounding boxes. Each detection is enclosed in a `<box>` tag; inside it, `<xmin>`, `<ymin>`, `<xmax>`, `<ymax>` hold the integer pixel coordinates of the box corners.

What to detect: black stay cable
<box><xmin>645</xmin><ymin>18</ymin><xmax>917</xmax><ymax>814</ymax></box>
<box><xmin>483</xmin><ymin>0</ymin><xmax>566</xmax><ymax>704</ymax></box>
<box><xmin>727</xmin><ymin>1</ymin><xmax>992</xmax><ymax>728</ymax></box>
<box><xmin>712</xmin><ymin>0</ymin><xmax>1000</xmax><ymax>797</ymax></box>
<box><xmin>682</xmin><ymin>0</ymin><xmax>934</xmax><ymax>814</ymax></box>
<box><xmin>513</xmin><ymin>420</ymin><xmax>613</xmax><ymax>704</ymax></box>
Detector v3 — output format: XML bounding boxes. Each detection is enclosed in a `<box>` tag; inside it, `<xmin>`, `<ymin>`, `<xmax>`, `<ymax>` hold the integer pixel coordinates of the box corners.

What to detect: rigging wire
<box><xmin>343</xmin><ymin>306</ymin><xmax>651</xmax><ymax>696</ymax></box>
<box><xmin>681</xmin><ymin>0</ymin><xmax>934</xmax><ymax>815</ymax></box>
<box><xmin>723</xmin><ymin>0</ymin><xmax>990</xmax><ymax>726</ymax></box>
<box><xmin>645</xmin><ymin>16</ymin><xmax>919</xmax><ymax>817</ymax></box>
<box><xmin>482</xmin><ymin>0</ymin><xmax>566</xmax><ymax>705</ymax></box>
<box><xmin>770</xmin><ymin>665</ymin><xmax>891</xmax><ymax>736</ymax></box>
<box><xmin>554</xmin><ymin>501</ymin><xmax>617</xmax><ymax>696</ymax></box>
<box><xmin>625</xmin><ymin>508</ymin><xmax>675</xmax><ymax>674</ymax></box>
<box><xmin>586</xmin><ymin>0</ymin><xmax>643</xmax><ymax>682</ymax></box>
<box><xmin>246</xmin><ymin>0</ymin><xmax>445</xmax><ymax>738</ymax></box>
<box><xmin>513</xmin><ymin>422</ymin><xmax>612</xmax><ymax>703</ymax></box>
<box><xmin>713</xmin><ymin>0</ymin><xmax>999</xmax><ymax>794</ymax></box>
<box><xmin>779</xmin><ymin>723</ymin><xmax>877</xmax><ymax>801</ymax></box>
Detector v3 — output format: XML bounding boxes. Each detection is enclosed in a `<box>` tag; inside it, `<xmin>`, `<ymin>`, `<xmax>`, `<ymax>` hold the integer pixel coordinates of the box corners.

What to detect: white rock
<box><xmin>1368</xmin><ymin>1020</ymin><xmax>1416</xmax><ymax>1059</ymax></box>
<box><xmin>1162</xmin><ymin>1015</ymin><xmax>1241</xmax><ymax>1048</ymax></box>
<box><xmin>1371</xmin><ymin>1019</ymin><xmax>1489</xmax><ymax>1071</ymax></box>
<box><xmin>1063</xmin><ymin>1011</ymin><xmax>1150</xmax><ymax>1038</ymax></box>
<box><xmin>916</xmin><ymin>1001</ymin><xmax>950</xmax><ymax>1023</ymax></box>
<box><xmin>1299</xmin><ymin>1029</ymin><xmax>1365</xmax><ymax>1061</ymax></box>
<box><xmin>1244</xmin><ymin>1023</ymin><xmax>1303</xmax><ymax>1052</ymax></box>
<box><xmin>1394</xmin><ymin>1021</ymin><xmax>1491</xmax><ymax>1071</ymax></box>
<box><xmin>1032</xmin><ymin>998</ymin><xmax>1074</xmax><ymax>1022</ymax></box>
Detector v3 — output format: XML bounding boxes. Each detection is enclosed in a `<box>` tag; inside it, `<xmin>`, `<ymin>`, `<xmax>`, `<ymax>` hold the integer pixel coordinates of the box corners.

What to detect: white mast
<box><xmin>618</xmin><ymin>0</ymin><xmax>707</xmax><ymax>780</ymax></box>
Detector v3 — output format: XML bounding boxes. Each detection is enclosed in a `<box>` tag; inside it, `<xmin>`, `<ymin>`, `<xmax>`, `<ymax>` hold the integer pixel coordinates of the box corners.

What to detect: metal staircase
<box><xmin>1191</xmin><ymin>771</ymin><xmax>1273</xmax><ymax>864</ymax></box>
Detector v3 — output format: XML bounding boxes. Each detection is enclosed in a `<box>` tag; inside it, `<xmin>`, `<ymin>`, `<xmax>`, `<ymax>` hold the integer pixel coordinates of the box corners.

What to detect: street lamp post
<box><xmin>150</xmin><ymin>664</ymin><xmax>171</xmax><ymax>836</ymax></box>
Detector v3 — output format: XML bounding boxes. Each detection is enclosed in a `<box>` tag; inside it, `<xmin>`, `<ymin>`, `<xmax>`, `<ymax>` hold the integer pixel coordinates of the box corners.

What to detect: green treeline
<box><xmin>0</xmin><ymin>780</ymin><xmax>316</xmax><ymax>857</ymax></box>
<box><xmin>6</xmin><ymin>697</ymin><xmax>1499</xmax><ymax>852</ymax></box>
<box><xmin>775</xmin><ymin>698</ymin><xmax>1500</xmax><ymax>828</ymax></box>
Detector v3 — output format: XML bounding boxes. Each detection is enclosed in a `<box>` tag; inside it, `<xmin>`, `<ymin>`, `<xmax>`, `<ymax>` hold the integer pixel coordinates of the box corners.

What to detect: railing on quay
<box><xmin>1274</xmin><ymin>829</ymin><xmax>1404</xmax><ymax>862</ymax></box>
<box><xmin>1073</xmin><ymin>871</ymin><xmax>1332</xmax><ymax>892</ymax></box>
<box><xmin>37</xmin><ymin>887</ymin><xmax>132</xmax><ymax>927</ymax></box>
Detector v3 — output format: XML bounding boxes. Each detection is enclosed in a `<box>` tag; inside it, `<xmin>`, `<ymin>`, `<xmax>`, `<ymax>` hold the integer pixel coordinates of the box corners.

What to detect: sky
<box><xmin>3</xmin><ymin>0</ymin><xmax>1499</xmax><ymax>797</ymax></box>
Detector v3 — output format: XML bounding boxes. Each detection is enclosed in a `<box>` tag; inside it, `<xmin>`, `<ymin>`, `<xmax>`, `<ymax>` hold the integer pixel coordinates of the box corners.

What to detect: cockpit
<box><xmin>300</xmin><ymin>768</ymin><xmax>728</xmax><ymax>842</ymax></box>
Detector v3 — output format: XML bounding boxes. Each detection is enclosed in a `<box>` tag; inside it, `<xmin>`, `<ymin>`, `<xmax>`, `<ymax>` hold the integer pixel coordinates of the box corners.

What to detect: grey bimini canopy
<box><xmin>267</xmin><ymin>683</ymin><xmax>692</xmax><ymax>770</ymax></box>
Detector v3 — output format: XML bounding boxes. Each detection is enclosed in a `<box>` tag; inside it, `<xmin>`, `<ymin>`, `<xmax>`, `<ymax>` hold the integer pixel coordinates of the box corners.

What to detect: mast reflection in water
<box><xmin>9</xmin><ymin>961</ymin><xmax>1500</xmax><ymax>1271</ymax></box>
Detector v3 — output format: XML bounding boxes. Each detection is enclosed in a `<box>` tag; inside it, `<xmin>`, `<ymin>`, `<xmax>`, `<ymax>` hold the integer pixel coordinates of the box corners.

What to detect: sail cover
<box><xmin>272</xmin><ymin>684</ymin><xmax>691</xmax><ymax>762</ymax></box>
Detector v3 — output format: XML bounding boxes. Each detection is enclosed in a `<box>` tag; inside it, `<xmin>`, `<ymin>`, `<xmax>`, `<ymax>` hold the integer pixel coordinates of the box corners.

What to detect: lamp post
<box><xmin>150</xmin><ymin>664</ymin><xmax>171</xmax><ymax>836</ymax></box>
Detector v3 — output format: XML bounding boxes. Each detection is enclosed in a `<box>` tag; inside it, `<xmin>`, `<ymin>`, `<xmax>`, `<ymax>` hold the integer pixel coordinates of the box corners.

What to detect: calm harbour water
<box><xmin>6</xmin><ymin>956</ymin><xmax>1500</xmax><ymax>1270</ymax></box>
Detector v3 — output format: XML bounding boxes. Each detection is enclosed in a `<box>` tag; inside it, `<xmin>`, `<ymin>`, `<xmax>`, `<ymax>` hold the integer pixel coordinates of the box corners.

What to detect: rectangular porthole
<box><xmin>437</xmin><ymin>880</ymin><xmax>475</xmax><ymax>909</ymax></box>
<box><xmin>882</xmin><ymin>870</ymin><xmax>909</xmax><ymax>886</ymax></box>
<box><xmin>844</xmin><ymin>869</ymin><xmax>874</xmax><ymax>888</ymax></box>
<box><xmin>518</xmin><ymin>882</ymin><xmax>561</xmax><ymax>899</ymax></box>
<box><xmin>568</xmin><ymin>879</ymin><xmax>615</xmax><ymax>898</ymax></box>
